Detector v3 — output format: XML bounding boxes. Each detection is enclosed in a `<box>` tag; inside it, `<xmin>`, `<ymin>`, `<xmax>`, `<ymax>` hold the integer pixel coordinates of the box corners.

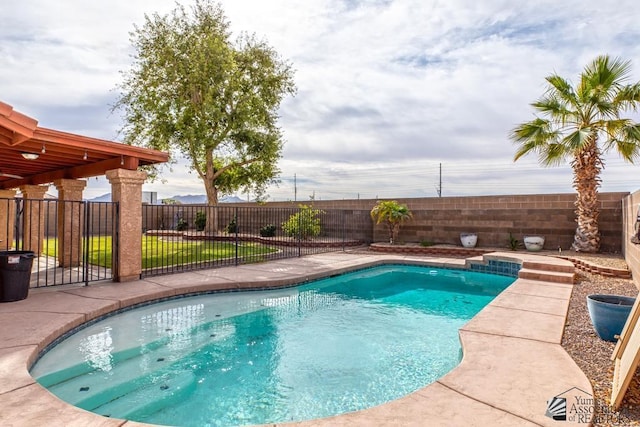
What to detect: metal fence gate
<box><xmin>0</xmin><ymin>198</ymin><xmax>118</xmax><ymax>287</ymax></box>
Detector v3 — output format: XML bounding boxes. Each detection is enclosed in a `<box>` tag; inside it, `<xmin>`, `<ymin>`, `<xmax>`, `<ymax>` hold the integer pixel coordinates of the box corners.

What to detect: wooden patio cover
<box><xmin>0</xmin><ymin>101</ymin><xmax>168</xmax><ymax>190</ymax></box>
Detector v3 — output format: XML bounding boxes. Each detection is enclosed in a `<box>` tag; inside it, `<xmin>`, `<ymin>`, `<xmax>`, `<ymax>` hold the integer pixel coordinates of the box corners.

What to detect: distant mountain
<box><xmin>170</xmin><ymin>194</ymin><xmax>248</xmax><ymax>204</ymax></box>
<box><xmin>220</xmin><ymin>195</ymin><xmax>247</xmax><ymax>203</ymax></box>
<box><xmin>170</xmin><ymin>194</ymin><xmax>207</xmax><ymax>204</ymax></box>
<box><xmin>86</xmin><ymin>193</ymin><xmax>247</xmax><ymax>204</ymax></box>
<box><xmin>86</xmin><ymin>193</ymin><xmax>111</xmax><ymax>202</ymax></box>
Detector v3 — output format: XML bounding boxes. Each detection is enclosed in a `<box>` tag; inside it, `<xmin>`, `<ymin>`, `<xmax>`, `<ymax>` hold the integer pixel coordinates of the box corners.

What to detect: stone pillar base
<box><xmin>106</xmin><ymin>168</ymin><xmax>146</xmax><ymax>282</ymax></box>
<box><xmin>53</xmin><ymin>179</ymin><xmax>87</xmax><ymax>267</ymax></box>
<box><xmin>0</xmin><ymin>190</ymin><xmax>17</xmax><ymax>251</ymax></box>
<box><xmin>19</xmin><ymin>185</ymin><xmax>49</xmax><ymax>254</ymax></box>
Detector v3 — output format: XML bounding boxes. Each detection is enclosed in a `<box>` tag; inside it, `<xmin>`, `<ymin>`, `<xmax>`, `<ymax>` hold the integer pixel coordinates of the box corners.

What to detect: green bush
<box><xmin>176</xmin><ymin>218</ymin><xmax>188</xmax><ymax>231</ymax></box>
<box><xmin>282</xmin><ymin>205</ymin><xmax>324</xmax><ymax>240</ymax></box>
<box><xmin>195</xmin><ymin>211</ymin><xmax>206</xmax><ymax>231</ymax></box>
<box><xmin>226</xmin><ymin>217</ymin><xmax>238</xmax><ymax>233</ymax></box>
<box><xmin>508</xmin><ymin>233</ymin><xmax>520</xmax><ymax>251</ymax></box>
<box><xmin>370</xmin><ymin>200</ymin><xmax>413</xmax><ymax>244</ymax></box>
<box><xmin>260</xmin><ymin>224</ymin><xmax>277</xmax><ymax>237</ymax></box>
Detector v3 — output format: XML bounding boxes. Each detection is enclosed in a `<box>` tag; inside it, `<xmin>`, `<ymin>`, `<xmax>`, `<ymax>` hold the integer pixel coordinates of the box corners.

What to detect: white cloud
<box><xmin>1</xmin><ymin>0</ymin><xmax>640</xmax><ymax>201</ymax></box>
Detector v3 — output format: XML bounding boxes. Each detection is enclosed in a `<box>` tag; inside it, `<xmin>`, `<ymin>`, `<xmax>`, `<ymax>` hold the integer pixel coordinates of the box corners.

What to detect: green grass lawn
<box><xmin>43</xmin><ymin>237</ymin><xmax>112</xmax><ymax>267</ymax></box>
<box><xmin>42</xmin><ymin>236</ymin><xmax>276</xmax><ymax>269</ymax></box>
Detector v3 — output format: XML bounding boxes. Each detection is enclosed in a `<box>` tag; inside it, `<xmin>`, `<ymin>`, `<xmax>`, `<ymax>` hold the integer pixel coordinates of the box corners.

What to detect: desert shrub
<box><xmin>176</xmin><ymin>218</ymin><xmax>188</xmax><ymax>231</ymax></box>
<box><xmin>195</xmin><ymin>211</ymin><xmax>206</xmax><ymax>231</ymax></box>
<box><xmin>282</xmin><ymin>205</ymin><xmax>324</xmax><ymax>240</ymax></box>
<box><xmin>226</xmin><ymin>217</ymin><xmax>238</xmax><ymax>233</ymax></box>
<box><xmin>260</xmin><ymin>224</ymin><xmax>277</xmax><ymax>237</ymax></box>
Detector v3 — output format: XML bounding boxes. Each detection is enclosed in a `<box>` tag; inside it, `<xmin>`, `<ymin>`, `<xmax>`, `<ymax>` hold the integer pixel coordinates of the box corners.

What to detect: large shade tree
<box><xmin>510</xmin><ymin>55</ymin><xmax>640</xmax><ymax>252</ymax></box>
<box><xmin>115</xmin><ymin>0</ymin><xmax>296</xmax><ymax>205</ymax></box>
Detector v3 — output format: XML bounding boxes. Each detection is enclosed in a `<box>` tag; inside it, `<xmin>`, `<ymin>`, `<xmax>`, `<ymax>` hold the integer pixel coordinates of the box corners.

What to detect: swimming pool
<box><xmin>30</xmin><ymin>264</ymin><xmax>514</xmax><ymax>426</ymax></box>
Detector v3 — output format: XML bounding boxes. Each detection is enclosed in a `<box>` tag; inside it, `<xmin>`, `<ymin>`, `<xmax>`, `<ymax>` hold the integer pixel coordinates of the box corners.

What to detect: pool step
<box><xmin>518</xmin><ymin>268</ymin><xmax>574</xmax><ymax>284</ymax></box>
<box><xmin>92</xmin><ymin>370</ymin><xmax>197</xmax><ymax>419</ymax></box>
<box><xmin>42</xmin><ymin>326</ymin><xmax>220</xmax><ymax>411</ymax></box>
<box><xmin>521</xmin><ymin>260</ymin><xmax>575</xmax><ymax>274</ymax></box>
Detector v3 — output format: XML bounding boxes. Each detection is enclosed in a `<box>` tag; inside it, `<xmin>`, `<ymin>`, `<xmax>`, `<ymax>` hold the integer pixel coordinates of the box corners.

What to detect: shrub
<box><xmin>370</xmin><ymin>200</ymin><xmax>413</xmax><ymax>244</ymax></box>
<box><xmin>195</xmin><ymin>211</ymin><xmax>206</xmax><ymax>231</ymax></box>
<box><xmin>508</xmin><ymin>233</ymin><xmax>520</xmax><ymax>251</ymax></box>
<box><xmin>176</xmin><ymin>218</ymin><xmax>188</xmax><ymax>231</ymax></box>
<box><xmin>260</xmin><ymin>224</ymin><xmax>277</xmax><ymax>237</ymax></box>
<box><xmin>226</xmin><ymin>217</ymin><xmax>238</xmax><ymax>233</ymax></box>
<box><xmin>282</xmin><ymin>205</ymin><xmax>324</xmax><ymax>240</ymax></box>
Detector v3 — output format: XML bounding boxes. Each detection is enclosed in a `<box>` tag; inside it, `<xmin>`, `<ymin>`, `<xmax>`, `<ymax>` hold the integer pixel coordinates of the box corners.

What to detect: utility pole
<box><xmin>294</xmin><ymin>173</ymin><xmax>297</xmax><ymax>202</ymax></box>
<box><xmin>435</xmin><ymin>163</ymin><xmax>442</xmax><ymax>197</ymax></box>
<box><xmin>439</xmin><ymin>163</ymin><xmax>442</xmax><ymax>197</ymax></box>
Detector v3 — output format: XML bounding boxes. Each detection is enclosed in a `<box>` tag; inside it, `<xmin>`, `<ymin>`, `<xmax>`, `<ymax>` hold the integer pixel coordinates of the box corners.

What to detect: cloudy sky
<box><xmin>2</xmin><ymin>0</ymin><xmax>640</xmax><ymax>201</ymax></box>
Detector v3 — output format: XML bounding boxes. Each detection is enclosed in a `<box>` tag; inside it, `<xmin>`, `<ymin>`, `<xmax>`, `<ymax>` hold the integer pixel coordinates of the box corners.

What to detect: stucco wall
<box><xmin>623</xmin><ymin>190</ymin><xmax>640</xmax><ymax>288</ymax></box>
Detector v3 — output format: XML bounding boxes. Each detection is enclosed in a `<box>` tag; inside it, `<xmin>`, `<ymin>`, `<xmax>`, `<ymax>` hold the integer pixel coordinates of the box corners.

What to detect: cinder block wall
<box><xmin>623</xmin><ymin>191</ymin><xmax>640</xmax><ymax>287</ymax></box>
<box><xmin>248</xmin><ymin>192</ymin><xmax>627</xmax><ymax>252</ymax></box>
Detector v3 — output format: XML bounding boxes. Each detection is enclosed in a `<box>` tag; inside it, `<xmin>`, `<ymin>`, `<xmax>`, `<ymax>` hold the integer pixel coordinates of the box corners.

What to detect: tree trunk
<box><xmin>203</xmin><ymin>179</ymin><xmax>219</xmax><ymax>233</ymax></box>
<box><xmin>392</xmin><ymin>223</ymin><xmax>400</xmax><ymax>244</ymax></box>
<box><xmin>571</xmin><ymin>141</ymin><xmax>602</xmax><ymax>252</ymax></box>
<box><xmin>387</xmin><ymin>221</ymin><xmax>394</xmax><ymax>244</ymax></box>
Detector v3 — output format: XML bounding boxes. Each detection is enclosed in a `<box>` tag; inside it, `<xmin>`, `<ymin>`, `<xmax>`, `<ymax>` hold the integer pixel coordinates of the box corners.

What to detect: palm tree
<box><xmin>370</xmin><ymin>200</ymin><xmax>413</xmax><ymax>244</ymax></box>
<box><xmin>510</xmin><ymin>55</ymin><xmax>640</xmax><ymax>252</ymax></box>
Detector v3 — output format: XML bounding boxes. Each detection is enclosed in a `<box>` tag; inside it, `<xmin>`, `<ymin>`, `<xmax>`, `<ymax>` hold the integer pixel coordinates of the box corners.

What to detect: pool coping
<box><xmin>0</xmin><ymin>251</ymin><xmax>593</xmax><ymax>426</ymax></box>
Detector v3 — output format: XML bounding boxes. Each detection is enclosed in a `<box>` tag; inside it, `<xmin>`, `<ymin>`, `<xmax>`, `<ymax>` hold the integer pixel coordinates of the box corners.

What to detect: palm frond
<box><xmin>583</xmin><ymin>55</ymin><xmax>631</xmax><ymax>89</ymax></box>
<box><xmin>604</xmin><ymin>123</ymin><xmax>640</xmax><ymax>161</ymax></box>
<box><xmin>540</xmin><ymin>143</ymin><xmax>570</xmax><ymax>166</ymax></box>
<box><xmin>615</xmin><ymin>83</ymin><xmax>640</xmax><ymax>108</ymax></box>
<box><xmin>511</xmin><ymin>118</ymin><xmax>566</xmax><ymax>162</ymax></box>
<box><xmin>546</xmin><ymin>75</ymin><xmax>576</xmax><ymax>102</ymax></box>
<box><xmin>564</xmin><ymin>128</ymin><xmax>594</xmax><ymax>152</ymax></box>
<box><xmin>532</xmin><ymin>95</ymin><xmax>574</xmax><ymax>122</ymax></box>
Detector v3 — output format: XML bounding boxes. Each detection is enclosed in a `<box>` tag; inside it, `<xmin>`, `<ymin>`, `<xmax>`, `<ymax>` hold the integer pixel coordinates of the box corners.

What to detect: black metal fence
<box><xmin>141</xmin><ymin>204</ymin><xmax>371</xmax><ymax>277</ymax></box>
<box><xmin>0</xmin><ymin>198</ymin><xmax>372</xmax><ymax>285</ymax></box>
<box><xmin>0</xmin><ymin>198</ymin><xmax>117</xmax><ymax>287</ymax></box>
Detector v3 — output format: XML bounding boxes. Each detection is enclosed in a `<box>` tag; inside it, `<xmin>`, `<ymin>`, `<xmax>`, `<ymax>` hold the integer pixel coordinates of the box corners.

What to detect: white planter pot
<box><xmin>524</xmin><ymin>236</ymin><xmax>545</xmax><ymax>251</ymax></box>
<box><xmin>460</xmin><ymin>233</ymin><xmax>478</xmax><ymax>248</ymax></box>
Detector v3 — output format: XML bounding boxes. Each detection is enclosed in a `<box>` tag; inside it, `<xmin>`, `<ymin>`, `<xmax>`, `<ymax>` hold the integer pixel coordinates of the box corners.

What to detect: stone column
<box><xmin>19</xmin><ymin>185</ymin><xmax>49</xmax><ymax>254</ymax></box>
<box><xmin>106</xmin><ymin>169</ymin><xmax>146</xmax><ymax>282</ymax></box>
<box><xmin>0</xmin><ymin>189</ymin><xmax>17</xmax><ymax>251</ymax></box>
<box><xmin>53</xmin><ymin>179</ymin><xmax>87</xmax><ymax>267</ymax></box>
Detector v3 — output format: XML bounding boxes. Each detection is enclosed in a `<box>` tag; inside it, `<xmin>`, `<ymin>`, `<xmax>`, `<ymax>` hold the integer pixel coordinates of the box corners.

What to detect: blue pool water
<box><xmin>31</xmin><ymin>264</ymin><xmax>514</xmax><ymax>426</ymax></box>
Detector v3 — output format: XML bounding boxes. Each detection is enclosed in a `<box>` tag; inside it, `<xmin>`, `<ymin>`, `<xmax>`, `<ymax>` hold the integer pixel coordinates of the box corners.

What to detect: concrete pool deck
<box><xmin>0</xmin><ymin>251</ymin><xmax>592</xmax><ymax>426</ymax></box>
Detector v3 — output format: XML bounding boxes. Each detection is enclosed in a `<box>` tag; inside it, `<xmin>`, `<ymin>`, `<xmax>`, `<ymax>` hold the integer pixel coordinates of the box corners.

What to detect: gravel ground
<box><xmin>560</xmin><ymin>252</ymin><xmax>639</xmax><ymax>426</ymax></box>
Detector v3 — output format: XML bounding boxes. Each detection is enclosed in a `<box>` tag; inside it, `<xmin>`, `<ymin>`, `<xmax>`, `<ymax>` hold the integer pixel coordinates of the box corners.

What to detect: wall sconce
<box><xmin>21</xmin><ymin>152</ymin><xmax>40</xmax><ymax>160</ymax></box>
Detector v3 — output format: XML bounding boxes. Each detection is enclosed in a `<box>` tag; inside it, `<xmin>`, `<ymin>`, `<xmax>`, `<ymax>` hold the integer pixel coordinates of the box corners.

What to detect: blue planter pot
<box><xmin>586</xmin><ymin>294</ymin><xmax>635</xmax><ymax>342</ymax></box>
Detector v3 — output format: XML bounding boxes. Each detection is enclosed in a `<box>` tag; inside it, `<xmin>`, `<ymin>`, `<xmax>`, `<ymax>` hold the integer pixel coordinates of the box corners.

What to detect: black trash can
<box><xmin>0</xmin><ymin>251</ymin><xmax>35</xmax><ymax>302</ymax></box>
